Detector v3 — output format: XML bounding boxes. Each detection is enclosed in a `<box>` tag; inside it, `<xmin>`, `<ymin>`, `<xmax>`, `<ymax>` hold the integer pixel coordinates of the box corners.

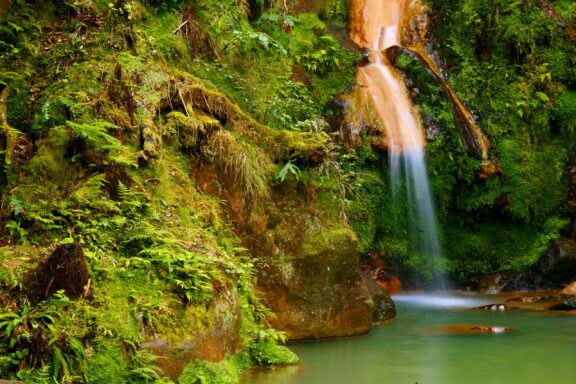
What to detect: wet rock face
<box><xmin>141</xmin><ymin>286</ymin><xmax>242</xmax><ymax>380</ymax></box>
<box><xmin>255</xmin><ymin>219</ymin><xmax>374</xmax><ymax>340</ymax></box>
<box><xmin>364</xmin><ymin>276</ymin><xmax>396</xmax><ymax>324</ymax></box>
<box><xmin>249</xmin><ymin>184</ymin><xmax>375</xmax><ymax>340</ymax></box>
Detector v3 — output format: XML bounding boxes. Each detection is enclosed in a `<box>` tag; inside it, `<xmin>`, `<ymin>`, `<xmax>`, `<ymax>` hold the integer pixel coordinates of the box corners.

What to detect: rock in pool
<box><xmin>422</xmin><ymin>324</ymin><xmax>516</xmax><ymax>335</ymax></box>
<box><xmin>474</xmin><ymin>303</ymin><xmax>517</xmax><ymax>311</ymax></box>
<box><xmin>548</xmin><ymin>296</ymin><xmax>576</xmax><ymax>311</ymax></box>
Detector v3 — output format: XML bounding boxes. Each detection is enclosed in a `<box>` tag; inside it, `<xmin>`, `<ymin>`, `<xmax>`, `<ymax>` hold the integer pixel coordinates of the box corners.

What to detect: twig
<box><xmin>172</xmin><ymin>18</ymin><xmax>190</xmax><ymax>34</ymax></box>
<box><xmin>82</xmin><ymin>278</ymin><xmax>92</xmax><ymax>299</ymax></box>
<box><xmin>178</xmin><ymin>88</ymin><xmax>190</xmax><ymax>117</ymax></box>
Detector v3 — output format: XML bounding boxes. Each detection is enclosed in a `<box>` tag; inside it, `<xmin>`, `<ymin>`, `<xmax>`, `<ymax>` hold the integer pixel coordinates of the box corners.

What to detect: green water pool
<box><xmin>241</xmin><ymin>294</ymin><xmax>576</xmax><ymax>384</ymax></box>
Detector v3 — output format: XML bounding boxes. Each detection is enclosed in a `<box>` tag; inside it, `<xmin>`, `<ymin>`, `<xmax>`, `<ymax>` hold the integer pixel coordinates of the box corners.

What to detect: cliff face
<box><xmin>0</xmin><ymin>0</ymin><xmax>390</xmax><ymax>382</ymax></box>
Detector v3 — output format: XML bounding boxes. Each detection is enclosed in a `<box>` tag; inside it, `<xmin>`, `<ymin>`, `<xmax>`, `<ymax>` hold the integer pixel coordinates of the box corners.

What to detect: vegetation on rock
<box><xmin>1</xmin><ymin>0</ymin><xmax>575</xmax><ymax>381</ymax></box>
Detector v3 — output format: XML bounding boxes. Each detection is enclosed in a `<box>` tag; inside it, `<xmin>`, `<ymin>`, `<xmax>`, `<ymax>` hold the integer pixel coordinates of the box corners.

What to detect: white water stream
<box><xmin>352</xmin><ymin>0</ymin><xmax>445</xmax><ymax>287</ymax></box>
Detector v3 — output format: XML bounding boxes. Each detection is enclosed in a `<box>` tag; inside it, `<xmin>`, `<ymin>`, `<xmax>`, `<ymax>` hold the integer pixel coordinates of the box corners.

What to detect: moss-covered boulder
<box><xmin>141</xmin><ymin>285</ymin><xmax>243</xmax><ymax>380</ymax></box>
<box><xmin>247</xmin><ymin>184</ymin><xmax>375</xmax><ymax>340</ymax></box>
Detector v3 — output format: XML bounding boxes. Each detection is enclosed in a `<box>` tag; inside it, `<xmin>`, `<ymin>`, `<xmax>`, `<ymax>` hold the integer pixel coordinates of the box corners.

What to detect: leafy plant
<box><xmin>276</xmin><ymin>161</ymin><xmax>300</xmax><ymax>182</ymax></box>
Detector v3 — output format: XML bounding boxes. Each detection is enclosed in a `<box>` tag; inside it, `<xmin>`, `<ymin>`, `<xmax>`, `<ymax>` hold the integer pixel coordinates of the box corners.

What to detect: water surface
<box><xmin>241</xmin><ymin>294</ymin><xmax>576</xmax><ymax>384</ymax></box>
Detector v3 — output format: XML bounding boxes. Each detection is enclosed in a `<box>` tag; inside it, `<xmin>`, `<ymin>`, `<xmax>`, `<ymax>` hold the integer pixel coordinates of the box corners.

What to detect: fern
<box><xmin>70</xmin><ymin>173</ymin><xmax>108</xmax><ymax>205</ymax></box>
<box><xmin>128</xmin><ymin>350</ymin><xmax>162</xmax><ymax>382</ymax></box>
<box><xmin>66</xmin><ymin>120</ymin><xmax>121</xmax><ymax>148</ymax></box>
<box><xmin>276</xmin><ymin>161</ymin><xmax>300</xmax><ymax>182</ymax></box>
<box><xmin>51</xmin><ymin>337</ymin><xmax>86</xmax><ymax>383</ymax></box>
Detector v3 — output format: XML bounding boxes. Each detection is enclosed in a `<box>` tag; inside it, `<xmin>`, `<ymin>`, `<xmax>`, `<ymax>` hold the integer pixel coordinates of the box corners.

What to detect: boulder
<box><xmin>364</xmin><ymin>276</ymin><xmax>396</xmax><ymax>324</ymax></box>
<box><xmin>255</xmin><ymin>220</ymin><xmax>374</xmax><ymax>340</ymax></box>
<box><xmin>530</xmin><ymin>238</ymin><xmax>576</xmax><ymax>288</ymax></box>
<box><xmin>141</xmin><ymin>285</ymin><xmax>243</xmax><ymax>380</ymax></box>
<box><xmin>191</xmin><ymin>142</ymin><xmax>380</xmax><ymax>340</ymax></box>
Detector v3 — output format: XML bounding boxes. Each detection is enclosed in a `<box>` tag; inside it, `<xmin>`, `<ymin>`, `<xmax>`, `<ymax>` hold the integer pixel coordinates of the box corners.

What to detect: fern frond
<box><xmin>66</xmin><ymin>120</ymin><xmax>121</xmax><ymax>148</ymax></box>
<box><xmin>70</xmin><ymin>173</ymin><xmax>108</xmax><ymax>204</ymax></box>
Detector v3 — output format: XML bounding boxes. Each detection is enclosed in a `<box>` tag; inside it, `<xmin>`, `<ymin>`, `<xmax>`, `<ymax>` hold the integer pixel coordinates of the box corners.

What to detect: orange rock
<box><xmin>373</xmin><ymin>269</ymin><xmax>402</xmax><ymax>295</ymax></box>
<box><xmin>562</xmin><ymin>280</ymin><xmax>576</xmax><ymax>295</ymax></box>
<box><xmin>422</xmin><ymin>324</ymin><xmax>516</xmax><ymax>335</ymax></box>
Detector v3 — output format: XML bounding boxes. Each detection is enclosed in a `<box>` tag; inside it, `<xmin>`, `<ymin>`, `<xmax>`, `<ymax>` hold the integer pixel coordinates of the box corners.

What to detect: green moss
<box><xmin>178</xmin><ymin>358</ymin><xmax>240</xmax><ymax>384</ymax></box>
<box><xmin>86</xmin><ymin>342</ymin><xmax>131</xmax><ymax>384</ymax></box>
<box><xmin>249</xmin><ymin>340</ymin><xmax>299</xmax><ymax>366</ymax></box>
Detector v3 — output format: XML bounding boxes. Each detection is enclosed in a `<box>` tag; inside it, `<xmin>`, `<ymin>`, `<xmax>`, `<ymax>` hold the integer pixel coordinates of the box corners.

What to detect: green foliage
<box><xmin>247</xmin><ymin>329</ymin><xmax>298</xmax><ymax>366</ymax></box>
<box><xmin>205</xmin><ymin>130</ymin><xmax>274</xmax><ymax>203</ymax></box>
<box><xmin>276</xmin><ymin>161</ymin><xmax>301</xmax><ymax>182</ymax></box>
<box><xmin>497</xmin><ymin>137</ymin><xmax>567</xmax><ymax>224</ymax></box>
<box><xmin>345</xmin><ymin>170</ymin><xmax>390</xmax><ymax>253</ymax></box>
<box><xmin>249</xmin><ymin>340</ymin><xmax>298</xmax><ymax>366</ymax></box>
<box><xmin>444</xmin><ymin>216</ymin><xmax>569</xmax><ymax>279</ymax></box>
<box><xmin>179</xmin><ymin>359</ymin><xmax>239</xmax><ymax>384</ymax></box>
<box><xmin>323</xmin><ymin>0</ymin><xmax>348</xmax><ymax>26</ymax></box>
<box><xmin>67</xmin><ymin>120</ymin><xmax>121</xmax><ymax>149</ymax></box>
<box><xmin>0</xmin><ymin>292</ymin><xmax>88</xmax><ymax>383</ymax></box>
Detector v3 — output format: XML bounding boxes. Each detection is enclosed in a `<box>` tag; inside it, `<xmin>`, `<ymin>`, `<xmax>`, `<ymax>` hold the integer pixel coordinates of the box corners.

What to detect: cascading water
<box><xmin>350</xmin><ymin>0</ymin><xmax>445</xmax><ymax>288</ymax></box>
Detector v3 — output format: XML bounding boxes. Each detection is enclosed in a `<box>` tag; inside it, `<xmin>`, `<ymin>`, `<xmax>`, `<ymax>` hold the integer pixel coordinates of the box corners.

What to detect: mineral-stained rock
<box><xmin>141</xmin><ymin>285</ymin><xmax>242</xmax><ymax>380</ymax></box>
<box><xmin>254</xmin><ymin>218</ymin><xmax>375</xmax><ymax>340</ymax></box>
<box><xmin>562</xmin><ymin>280</ymin><xmax>576</xmax><ymax>295</ymax></box>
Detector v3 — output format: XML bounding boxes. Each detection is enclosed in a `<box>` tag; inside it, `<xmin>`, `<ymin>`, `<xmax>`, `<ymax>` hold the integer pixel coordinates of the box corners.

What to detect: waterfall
<box><xmin>350</xmin><ymin>0</ymin><xmax>445</xmax><ymax>288</ymax></box>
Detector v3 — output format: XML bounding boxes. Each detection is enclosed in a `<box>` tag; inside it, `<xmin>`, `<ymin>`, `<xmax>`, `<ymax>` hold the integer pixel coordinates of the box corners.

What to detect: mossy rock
<box><xmin>141</xmin><ymin>284</ymin><xmax>243</xmax><ymax>380</ymax></box>
<box><xmin>248</xmin><ymin>183</ymin><xmax>375</xmax><ymax>340</ymax></box>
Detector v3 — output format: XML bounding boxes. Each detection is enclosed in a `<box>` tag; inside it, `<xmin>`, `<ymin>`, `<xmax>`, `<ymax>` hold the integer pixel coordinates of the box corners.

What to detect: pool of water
<box><xmin>241</xmin><ymin>294</ymin><xmax>576</xmax><ymax>384</ymax></box>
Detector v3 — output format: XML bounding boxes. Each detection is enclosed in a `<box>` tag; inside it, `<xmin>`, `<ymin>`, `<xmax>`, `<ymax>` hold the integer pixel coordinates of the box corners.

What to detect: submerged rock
<box><xmin>423</xmin><ymin>324</ymin><xmax>516</xmax><ymax>335</ymax></box>
<box><xmin>474</xmin><ymin>303</ymin><xmax>518</xmax><ymax>311</ymax></box>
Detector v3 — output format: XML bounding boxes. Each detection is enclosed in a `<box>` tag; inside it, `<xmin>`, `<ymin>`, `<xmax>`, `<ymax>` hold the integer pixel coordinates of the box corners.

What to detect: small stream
<box><xmin>241</xmin><ymin>294</ymin><xmax>576</xmax><ymax>384</ymax></box>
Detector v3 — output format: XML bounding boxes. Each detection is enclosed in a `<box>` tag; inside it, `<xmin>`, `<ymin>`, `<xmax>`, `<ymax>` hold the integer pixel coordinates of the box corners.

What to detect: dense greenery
<box><xmin>344</xmin><ymin>0</ymin><xmax>576</xmax><ymax>284</ymax></box>
<box><xmin>0</xmin><ymin>0</ymin><xmax>334</xmax><ymax>381</ymax></box>
<box><xmin>1</xmin><ymin>0</ymin><xmax>575</xmax><ymax>381</ymax></box>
